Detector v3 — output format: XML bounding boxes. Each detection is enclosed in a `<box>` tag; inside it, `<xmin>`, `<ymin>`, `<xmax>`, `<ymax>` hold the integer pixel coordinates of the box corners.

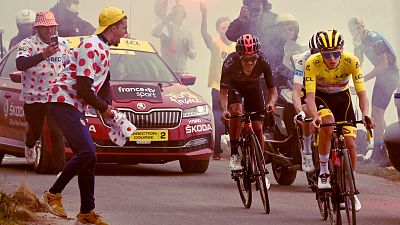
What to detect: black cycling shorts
<box><xmin>228</xmin><ymin>83</ymin><xmax>265</xmax><ymax>121</ymax></box>
<box><xmin>315</xmin><ymin>89</ymin><xmax>356</xmax><ymax>123</ymax></box>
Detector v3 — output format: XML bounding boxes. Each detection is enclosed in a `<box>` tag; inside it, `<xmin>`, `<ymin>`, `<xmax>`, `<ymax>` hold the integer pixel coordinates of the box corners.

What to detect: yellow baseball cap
<box><xmin>94</xmin><ymin>6</ymin><xmax>126</xmax><ymax>35</ymax></box>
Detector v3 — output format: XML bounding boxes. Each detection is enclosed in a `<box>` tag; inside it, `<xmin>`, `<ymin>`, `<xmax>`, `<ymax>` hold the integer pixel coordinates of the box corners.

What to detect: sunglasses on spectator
<box><xmin>321</xmin><ymin>51</ymin><xmax>342</xmax><ymax>59</ymax></box>
<box><xmin>240</xmin><ymin>55</ymin><xmax>259</xmax><ymax>62</ymax></box>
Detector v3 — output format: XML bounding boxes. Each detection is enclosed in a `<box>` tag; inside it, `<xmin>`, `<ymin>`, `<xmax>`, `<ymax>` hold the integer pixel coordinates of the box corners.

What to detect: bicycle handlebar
<box><xmin>228</xmin><ymin>110</ymin><xmax>267</xmax><ymax>119</ymax></box>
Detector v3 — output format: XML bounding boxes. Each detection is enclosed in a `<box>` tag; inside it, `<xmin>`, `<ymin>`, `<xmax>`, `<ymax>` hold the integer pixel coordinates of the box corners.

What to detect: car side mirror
<box><xmin>180</xmin><ymin>73</ymin><xmax>196</xmax><ymax>86</ymax></box>
<box><xmin>9</xmin><ymin>71</ymin><xmax>21</xmax><ymax>83</ymax></box>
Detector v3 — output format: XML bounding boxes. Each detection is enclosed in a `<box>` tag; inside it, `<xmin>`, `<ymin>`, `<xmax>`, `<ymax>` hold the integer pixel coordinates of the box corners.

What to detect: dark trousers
<box><xmin>212</xmin><ymin>89</ymin><xmax>224</xmax><ymax>155</ymax></box>
<box><xmin>48</xmin><ymin>103</ymin><xmax>96</xmax><ymax>214</ymax></box>
<box><xmin>24</xmin><ymin>102</ymin><xmax>65</xmax><ymax>172</ymax></box>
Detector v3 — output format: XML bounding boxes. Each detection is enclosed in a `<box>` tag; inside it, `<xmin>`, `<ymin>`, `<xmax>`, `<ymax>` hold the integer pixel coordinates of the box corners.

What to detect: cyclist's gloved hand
<box><xmin>221</xmin><ymin>111</ymin><xmax>231</xmax><ymax>125</ymax></box>
<box><xmin>294</xmin><ymin>111</ymin><xmax>306</xmax><ymax>124</ymax></box>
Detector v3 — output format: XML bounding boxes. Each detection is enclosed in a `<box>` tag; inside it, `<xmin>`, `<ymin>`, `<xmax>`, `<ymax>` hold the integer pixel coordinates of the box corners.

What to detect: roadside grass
<box><xmin>0</xmin><ymin>181</ymin><xmax>47</xmax><ymax>225</ymax></box>
<box><xmin>357</xmin><ymin>164</ymin><xmax>400</xmax><ymax>182</ymax></box>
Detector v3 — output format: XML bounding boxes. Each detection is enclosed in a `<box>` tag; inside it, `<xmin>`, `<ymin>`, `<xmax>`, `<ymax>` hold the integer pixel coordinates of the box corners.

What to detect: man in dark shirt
<box><xmin>50</xmin><ymin>0</ymin><xmax>95</xmax><ymax>37</ymax></box>
<box><xmin>220</xmin><ymin>34</ymin><xmax>277</xmax><ymax>171</ymax></box>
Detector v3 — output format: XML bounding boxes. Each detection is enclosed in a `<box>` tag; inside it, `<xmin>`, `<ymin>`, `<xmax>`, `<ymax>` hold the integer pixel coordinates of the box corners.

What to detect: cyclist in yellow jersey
<box><xmin>304</xmin><ymin>29</ymin><xmax>376</xmax><ymax>212</ymax></box>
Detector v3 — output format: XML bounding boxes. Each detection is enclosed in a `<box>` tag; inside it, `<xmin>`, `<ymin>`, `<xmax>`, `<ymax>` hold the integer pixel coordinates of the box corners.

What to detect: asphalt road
<box><xmin>1</xmin><ymin>156</ymin><xmax>400</xmax><ymax>225</ymax></box>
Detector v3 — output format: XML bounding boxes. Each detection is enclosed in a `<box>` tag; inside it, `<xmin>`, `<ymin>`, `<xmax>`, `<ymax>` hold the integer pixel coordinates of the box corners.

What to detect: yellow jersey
<box><xmin>304</xmin><ymin>51</ymin><xmax>366</xmax><ymax>94</ymax></box>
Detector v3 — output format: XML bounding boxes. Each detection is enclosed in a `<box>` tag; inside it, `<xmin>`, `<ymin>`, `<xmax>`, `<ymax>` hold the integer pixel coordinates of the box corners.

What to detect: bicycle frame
<box><xmin>230</xmin><ymin>111</ymin><xmax>270</xmax><ymax>214</ymax></box>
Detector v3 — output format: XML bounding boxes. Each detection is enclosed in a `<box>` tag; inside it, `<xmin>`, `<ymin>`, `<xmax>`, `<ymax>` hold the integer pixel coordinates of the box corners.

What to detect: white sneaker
<box><xmin>318</xmin><ymin>173</ymin><xmax>331</xmax><ymax>189</ymax></box>
<box><xmin>24</xmin><ymin>146</ymin><xmax>36</xmax><ymax>164</ymax></box>
<box><xmin>265</xmin><ymin>175</ymin><xmax>271</xmax><ymax>190</ymax></box>
<box><xmin>302</xmin><ymin>154</ymin><xmax>315</xmax><ymax>172</ymax></box>
<box><xmin>229</xmin><ymin>154</ymin><xmax>243</xmax><ymax>171</ymax></box>
<box><xmin>354</xmin><ymin>195</ymin><xmax>361</xmax><ymax>212</ymax></box>
<box><xmin>341</xmin><ymin>195</ymin><xmax>361</xmax><ymax>212</ymax></box>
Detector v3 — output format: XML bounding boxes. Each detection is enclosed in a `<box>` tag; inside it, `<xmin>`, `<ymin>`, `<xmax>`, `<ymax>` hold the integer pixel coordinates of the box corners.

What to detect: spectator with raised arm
<box><xmin>200</xmin><ymin>1</ymin><xmax>235</xmax><ymax>160</ymax></box>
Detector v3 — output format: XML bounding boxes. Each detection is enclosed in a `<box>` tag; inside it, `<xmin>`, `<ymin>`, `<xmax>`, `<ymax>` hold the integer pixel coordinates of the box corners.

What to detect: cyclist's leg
<box><xmin>243</xmin><ymin>85</ymin><xmax>266</xmax><ymax>161</ymax></box>
<box><xmin>301</xmin><ymin>96</ymin><xmax>315</xmax><ymax>171</ymax></box>
<box><xmin>315</xmin><ymin>93</ymin><xmax>335</xmax><ymax>189</ymax></box>
<box><xmin>228</xmin><ymin>88</ymin><xmax>243</xmax><ymax>171</ymax></box>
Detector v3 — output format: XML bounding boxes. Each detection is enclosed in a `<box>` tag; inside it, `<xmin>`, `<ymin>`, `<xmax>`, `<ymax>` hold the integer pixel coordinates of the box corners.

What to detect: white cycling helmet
<box><xmin>16</xmin><ymin>9</ymin><xmax>36</xmax><ymax>24</ymax></box>
<box><xmin>275</xmin><ymin>13</ymin><xmax>298</xmax><ymax>26</ymax></box>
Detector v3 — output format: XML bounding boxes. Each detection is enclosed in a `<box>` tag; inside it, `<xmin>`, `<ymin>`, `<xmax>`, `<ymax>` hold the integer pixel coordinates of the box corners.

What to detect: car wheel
<box><xmin>33</xmin><ymin>135</ymin><xmax>54</xmax><ymax>174</ymax></box>
<box><xmin>0</xmin><ymin>153</ymin><xmax>4</xmax><ymax>165</ymax></box>
<box><xmin>179</xmin><ymin>160</ymin><xmax>210</xmax><ymax>173</ymax></box>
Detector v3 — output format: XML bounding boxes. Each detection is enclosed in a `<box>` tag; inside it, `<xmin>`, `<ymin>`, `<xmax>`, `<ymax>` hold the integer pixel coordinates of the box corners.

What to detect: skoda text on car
<box><xmin>0</xmin><ymin>36</ymin><xmax>214</xmax><ymax>173</ymax></box>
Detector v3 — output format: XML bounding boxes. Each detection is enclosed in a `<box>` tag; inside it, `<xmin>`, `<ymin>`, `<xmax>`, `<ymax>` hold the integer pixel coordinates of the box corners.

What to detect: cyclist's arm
<box><xmin>261</xmin><ymin>56</ymin><xmax>277</xmax><ymax>106</ymax></box>
<box><xmin>220</xmin><ymin>88</ymin><xmax>229</xmax><ymax>112</ymax></box>
<box><xmin>292</xmin><ymin>83</ymin><xmax>303</xmax><ymax>114</ymax></box>
<box><xmin>356</xmin><ymin>90</ymin><xmax>370</xmax><ymax>118</ymax></box>
<box><xmin>304</xmin><ymin>59</ymin><xmax>318</xmax><ymax>119</ymax></box>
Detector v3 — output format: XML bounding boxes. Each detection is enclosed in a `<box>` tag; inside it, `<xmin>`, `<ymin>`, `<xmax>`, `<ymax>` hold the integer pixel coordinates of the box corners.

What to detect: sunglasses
<box><xmin>240</xmin><ymin>55</ymin><xmax>259</xmax><ymax>63</ymax></box>
<box><xmin>321</xmin><ymin>51</ymin><xmax>341</xmax><ymax>59</ymax></box>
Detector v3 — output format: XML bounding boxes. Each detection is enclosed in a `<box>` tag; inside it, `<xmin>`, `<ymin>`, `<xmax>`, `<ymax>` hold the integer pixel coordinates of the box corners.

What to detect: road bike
<box><xmin>230</xmin><ymin>111</ymin><xmax>270</xmax><ymax>214</ymax></box>
<box><xmin>316</xmin><ymin>119</ymin><xmax>372</xmax><ymax>225</ymax></box>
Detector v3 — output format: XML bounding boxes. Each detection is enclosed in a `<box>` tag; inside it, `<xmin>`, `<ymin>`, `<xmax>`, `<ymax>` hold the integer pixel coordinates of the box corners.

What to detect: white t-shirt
<box><xmin>16</xmin><ymin>35</ymin><xmax>70</xmax><ymax>103</ymax></box>
<box><xmin>292</xmin><ymin>50</ymin><xmax>311</xmax><ymax>85</ymax></box>
<box><xmin>48</xmin><ymin>35</ymin><xmax>110</xmax><ymax>113</ymax></box>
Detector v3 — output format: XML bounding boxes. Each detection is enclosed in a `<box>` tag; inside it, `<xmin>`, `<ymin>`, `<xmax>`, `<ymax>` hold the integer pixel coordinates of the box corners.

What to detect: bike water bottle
<box><xmin>332</xmin><ymin>150</ymin><xmax>340</xmax><ymax>166</ymax></box>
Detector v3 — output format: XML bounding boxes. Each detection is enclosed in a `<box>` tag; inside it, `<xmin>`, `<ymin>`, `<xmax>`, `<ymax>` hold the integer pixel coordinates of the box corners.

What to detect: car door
<box><xmin>0</xmin><ymin>48</ymin><xmax>26</xmax><ymax>148</ymax></box>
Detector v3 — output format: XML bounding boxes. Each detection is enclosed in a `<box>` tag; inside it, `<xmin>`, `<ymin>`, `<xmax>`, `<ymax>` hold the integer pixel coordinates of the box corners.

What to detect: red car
<box><xmin>0</xmin><ymin>37</ymin><xmax>214</xmax><ymax>173</ymax></box>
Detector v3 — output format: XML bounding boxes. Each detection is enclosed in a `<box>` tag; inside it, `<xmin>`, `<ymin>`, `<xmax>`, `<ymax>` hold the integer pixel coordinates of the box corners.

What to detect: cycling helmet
<box><xmin>309</xmin><ymin>31</ymin><xmax>323</xmax><ymax>53</ymax></box>
<box><xmin>317</xmin><ymin>29</ymin><xmax>344</xmax><ymax>51</ymax></box>
<box><xmin>275</xmin><ymin>13</ymin><xmax>298</xmax><ymax>26</ymax></box>
<box><xmin>236</xmin><ymin>34</ymin><xmax>261</xmax><ymax>55</ymax></box>
<box><xmin>16</xmin><ymin>9</ymin><xmax>36</xmax><ymax>24</ymax></box>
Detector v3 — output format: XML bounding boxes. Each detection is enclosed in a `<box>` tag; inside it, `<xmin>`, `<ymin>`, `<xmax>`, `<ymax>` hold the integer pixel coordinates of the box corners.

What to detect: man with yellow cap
<box><xmin>40</xmin><ymin>7</ymin><xmax>127</xmax><ymax>225</ymax></box>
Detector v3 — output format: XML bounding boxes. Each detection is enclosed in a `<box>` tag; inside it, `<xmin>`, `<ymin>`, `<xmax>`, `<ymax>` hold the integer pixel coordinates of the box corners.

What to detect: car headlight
<box><xmin>182</xmin><ymin>105</ymin><xmax>211</xmax><ymax>120</ymax></box>
<box><xmin>85</xmin><ymin>106</ymin><xmax>98</xmax><ymax>117</ymax></box>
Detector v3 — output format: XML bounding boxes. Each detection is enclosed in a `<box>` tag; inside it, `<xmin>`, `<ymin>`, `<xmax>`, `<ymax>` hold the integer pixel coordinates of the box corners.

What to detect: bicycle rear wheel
<box><xmin>341</xmin><ymin>149</ymin><xmax>356</xmax><ymax>225</ymax></box>
<box><xmin>250</xmin><ymin>133</ymin><xmax>270</xmax><ymax>214</ymax></box>
<box><xmin>236</xmin><ymin>141</ymin><xmax>252</xmax><ymax>208</ymax></box>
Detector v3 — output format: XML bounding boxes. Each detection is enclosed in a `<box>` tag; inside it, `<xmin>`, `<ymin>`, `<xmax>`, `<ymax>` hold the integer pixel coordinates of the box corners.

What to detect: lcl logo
<box><xmin>137</xmin><ymin>102</ymin><xmax>146</xmax><ymax>110</ymax></box>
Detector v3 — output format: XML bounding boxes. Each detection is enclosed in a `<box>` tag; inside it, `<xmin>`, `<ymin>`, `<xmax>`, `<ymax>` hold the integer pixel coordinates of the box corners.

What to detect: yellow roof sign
<box><xmin>66</xmin><ymin>36</ymin><xmax>156</xmax><ymax>53</ymax></box>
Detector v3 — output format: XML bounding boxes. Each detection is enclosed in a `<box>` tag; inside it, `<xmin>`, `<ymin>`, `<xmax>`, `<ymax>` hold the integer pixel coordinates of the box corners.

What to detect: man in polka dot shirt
<box><xmin>40</xmin><ymin>7</ymin><xmax>127</xmax><ymax>225</ymax></box>
<box><xmin>16</xmin><ymin>11</ymin><xmax>68</xmax><ymax>170</ymax></box>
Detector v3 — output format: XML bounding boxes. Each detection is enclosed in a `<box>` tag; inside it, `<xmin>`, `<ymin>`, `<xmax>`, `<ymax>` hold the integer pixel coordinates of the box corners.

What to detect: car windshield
<box><xmin>109</xmin><ymin>50</ymin><xmax>178</xmax><ymax>83</ymax></box>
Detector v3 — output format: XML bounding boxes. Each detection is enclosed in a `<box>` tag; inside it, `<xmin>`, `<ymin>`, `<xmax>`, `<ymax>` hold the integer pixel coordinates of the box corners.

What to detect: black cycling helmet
<box><xmin>309</xmin><ymin>31</ymin><xmax>323</xmax><ymax>54</ymax></box>
<box><xmin>236</xmin><ymin>34</ymin><xmax>261</xmax><ymax>55</ymax></box>
<box><xmin>317</xmin><ymin>29</ymin><xmax>344</xmax><ymax>51</ymax></box>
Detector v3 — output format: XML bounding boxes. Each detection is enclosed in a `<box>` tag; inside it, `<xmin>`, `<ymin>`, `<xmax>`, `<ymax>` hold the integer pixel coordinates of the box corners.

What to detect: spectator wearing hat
<box><xmin>40</xmin><ymin>6</ymin><xmax>127</xmax><ymax>225</ymax></box>
<box><xmin>348</xmin><ymin>17</ymin><xmax>400</xmax><ymax>167</ymax></box>
<box><xmin>9</xmin><ymin>9</ymin><xmax>37</xmax><ymax>49</ymax></box>
<box><xmin>50</xmin><ymin>0</ymin><xmax>95</xmax><ymax>37</ymax></box>
<box><xmin>15</xmin><ymin>11</ymin><xmax>68</xmax><ymax>172</ymax></box>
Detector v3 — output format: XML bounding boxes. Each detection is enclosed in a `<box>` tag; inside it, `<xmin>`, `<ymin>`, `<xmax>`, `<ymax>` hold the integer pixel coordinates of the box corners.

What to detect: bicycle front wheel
<box><xmin>250</xmin><ymin>133</ymin><xmax>270</xmax><ymax>214</ymax></box>
<box><xmin>236</xmin><ymin>142</ymin><xmax>252</xmax><ymax>208</ymax></box>
<box><xmin>341</xmin><ymin>149</ymin><xmax>356</xmax><ymax>225</ymax></box>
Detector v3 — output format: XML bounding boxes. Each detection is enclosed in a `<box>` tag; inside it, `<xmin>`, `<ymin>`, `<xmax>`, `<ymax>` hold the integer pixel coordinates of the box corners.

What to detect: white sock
<box><xmin>319</xmin><ymin>154</ymin><xmax>330</xmax><ymax>175</ymax></box>
<box><xmin>303</xmin><ymin>135</ymin><xmax>312</xmax><ymax>154</ymax></box>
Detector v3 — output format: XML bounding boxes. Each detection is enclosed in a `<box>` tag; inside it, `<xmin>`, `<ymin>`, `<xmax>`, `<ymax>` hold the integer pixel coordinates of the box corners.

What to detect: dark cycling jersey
<box><xmin>220</xmin><ymin>52</ymin><xmax>274</xmax><ymax>120</ymax></box>
<box><xmin>220</xmin><ymin>52</ymin><xmax>274</xmax><ymax>91</ymax></box>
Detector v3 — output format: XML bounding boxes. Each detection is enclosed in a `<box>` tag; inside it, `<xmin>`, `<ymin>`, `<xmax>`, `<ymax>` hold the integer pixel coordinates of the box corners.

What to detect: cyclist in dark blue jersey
<box><xmin>220</xmin><ymin>34</ymin><xmax>277</xmax><ymax>171</ymax></box>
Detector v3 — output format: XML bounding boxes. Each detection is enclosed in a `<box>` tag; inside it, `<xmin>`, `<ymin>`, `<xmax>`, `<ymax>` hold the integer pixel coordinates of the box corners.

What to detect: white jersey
<box><xmin>292</xmin><ymin>50</ymin><xmax>311</xmax><ymax>85</ymax></box>
<box><xmin>16</xmin><ymin>35</ymin><xmax>70</xmax><ymax>103</ymax></box>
